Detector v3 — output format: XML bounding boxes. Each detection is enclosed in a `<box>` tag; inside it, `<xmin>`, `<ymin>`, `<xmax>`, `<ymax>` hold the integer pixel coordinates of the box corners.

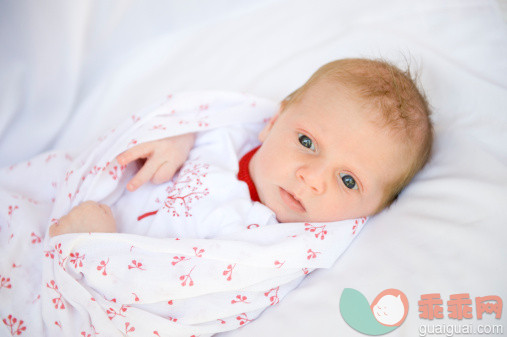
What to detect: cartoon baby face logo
<box><xmin>340</xmin><ymin>288</ymin><xmax>409</xmax><ymax>335</ymax></box>
<box><xmin>371</xmin><ymin>289</ymin><xmax>409</xmax><ymax>327</ymax></box>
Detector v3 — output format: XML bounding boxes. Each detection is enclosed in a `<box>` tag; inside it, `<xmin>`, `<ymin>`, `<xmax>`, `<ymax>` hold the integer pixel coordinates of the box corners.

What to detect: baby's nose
<box><xmin>296</xmin><ymin>166</ymin><xmax>326</xmax><ymax>194</ymax></box>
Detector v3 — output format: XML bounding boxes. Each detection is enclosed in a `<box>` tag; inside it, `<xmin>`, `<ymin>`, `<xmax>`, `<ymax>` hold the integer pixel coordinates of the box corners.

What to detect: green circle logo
<box><xmin>340</xmin><ymin>288</ymin><xmax>409</xmax><ymax>335</ymax></box>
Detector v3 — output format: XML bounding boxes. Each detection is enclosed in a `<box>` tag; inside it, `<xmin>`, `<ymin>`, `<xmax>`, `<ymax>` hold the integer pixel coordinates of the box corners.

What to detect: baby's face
<box><xmin>249</xmin><ymin>79</ymin><xmax>409</xmax><ymax>223</ymax></box>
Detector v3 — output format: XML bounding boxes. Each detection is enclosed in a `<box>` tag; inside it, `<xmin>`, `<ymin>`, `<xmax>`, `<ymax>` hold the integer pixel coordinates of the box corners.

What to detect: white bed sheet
<box><xmin>1</xmin><ymin>0</ymin><xmax>506</xmax><ymax>336</ymax></box>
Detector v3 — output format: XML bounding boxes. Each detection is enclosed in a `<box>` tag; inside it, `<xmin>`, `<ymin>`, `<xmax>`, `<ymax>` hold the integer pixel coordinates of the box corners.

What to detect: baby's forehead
<box><xmin>290</xmin><ymin>78</ymin><xmax>419</xmax><ymax>147</ymax></box>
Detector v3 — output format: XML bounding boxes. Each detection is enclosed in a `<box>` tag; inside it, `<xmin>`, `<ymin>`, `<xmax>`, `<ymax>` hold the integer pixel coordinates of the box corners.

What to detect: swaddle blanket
<box><xmin>0</xmin><ymin>91</ymin><xmax>366</xmax><ymax>337</ymax></box>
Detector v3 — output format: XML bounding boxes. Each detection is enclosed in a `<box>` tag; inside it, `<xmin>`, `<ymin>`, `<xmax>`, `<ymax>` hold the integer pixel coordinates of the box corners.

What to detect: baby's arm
<box><xmin>49</xmin><ymin>201</ymin><xmax>117</xmax><ymax>237</ymax></box>
<box><xmin>116</xmin><ymin>133</ymin><xmax>196</xmax><ymax>191</ymax></box>
<box><xmin>48</xmin><ymin>134</ymin><xmax>195</xmax><ymax>237</ymax></box>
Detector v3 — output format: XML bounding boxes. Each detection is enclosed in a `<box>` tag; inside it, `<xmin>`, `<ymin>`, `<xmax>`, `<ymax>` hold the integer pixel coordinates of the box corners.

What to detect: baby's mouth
<box><xmin>279</xmin><ymin>187</ymin><xmax>306</xmax><ymax>212</ymax></box>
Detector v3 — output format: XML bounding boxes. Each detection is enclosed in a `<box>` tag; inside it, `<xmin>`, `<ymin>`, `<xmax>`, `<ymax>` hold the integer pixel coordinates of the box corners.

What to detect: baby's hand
<box><xmin>49</xmin><ymin>201</ymin><xmax>117</xmax><ymax>237</ymax></box>
<box><xmin>116</xmin><ymin>133</ymin><xmax>196</xmax><ymax>191</ymax></box>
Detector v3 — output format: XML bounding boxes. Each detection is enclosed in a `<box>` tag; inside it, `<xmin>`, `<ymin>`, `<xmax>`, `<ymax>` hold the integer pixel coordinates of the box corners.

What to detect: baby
<box><xmin>49</xmin><ymin>58</ymin><xmax>433</xmax><ymax>236</ymax></box>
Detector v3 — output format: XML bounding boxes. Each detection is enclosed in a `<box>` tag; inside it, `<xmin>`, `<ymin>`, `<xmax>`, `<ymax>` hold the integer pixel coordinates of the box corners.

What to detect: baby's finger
<box><xmin>151</xmin><ymin>161</ymin><xmax>180</xmax><ymax>184</ymax></box>
<box><xmin>127</xmin><ymin>158</ymin><xmax>160</xmax><ymax>191</ymax></box>
<box><xmin>98</xmin><ymin>203</ymin><xmax>112</xmax><ymax>215</ymax></box>
<box><xmin>116</xmin><ymin>143</ymin><xmax>153</xmax><ymax>166</ymax></box>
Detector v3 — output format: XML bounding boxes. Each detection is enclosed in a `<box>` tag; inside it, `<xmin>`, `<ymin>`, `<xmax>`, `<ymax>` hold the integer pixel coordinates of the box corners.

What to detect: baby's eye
<box><xmin>298</xmin><ymin>133</ymin><xmax>315</xmax><ymax>151</ymax></box>
<box><xmin>340</xmin><ymin>173</ymin><xmax>358</xmax><ymax>190</ymax></box>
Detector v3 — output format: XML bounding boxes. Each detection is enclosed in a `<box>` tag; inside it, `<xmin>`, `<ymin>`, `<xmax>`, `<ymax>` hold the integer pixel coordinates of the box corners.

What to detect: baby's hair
<box><xmin>282</xmin><ymin>58</ymin><xmax>434</xmax><ymax>212</ymax></box>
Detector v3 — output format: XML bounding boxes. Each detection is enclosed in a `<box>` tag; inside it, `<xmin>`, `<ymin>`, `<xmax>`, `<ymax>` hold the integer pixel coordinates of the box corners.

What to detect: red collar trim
<box><xmin>237</xmin><ymin>145</ymin><xmax>261</xmax><ymax>202</ymax></box>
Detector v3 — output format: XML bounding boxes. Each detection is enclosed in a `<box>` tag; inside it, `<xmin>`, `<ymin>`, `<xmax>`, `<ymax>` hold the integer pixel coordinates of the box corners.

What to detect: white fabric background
<box><xmin>1</xmin><ymin>0</ymin><xmax>506</xmax><ymax>336</ymax></box>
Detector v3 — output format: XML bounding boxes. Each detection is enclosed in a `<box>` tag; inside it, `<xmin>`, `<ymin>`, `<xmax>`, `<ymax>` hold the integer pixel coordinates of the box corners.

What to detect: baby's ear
<box><xmin>258</xmin><ymin>105</ymin><xmax>282</xmax><ymax>142</ymax></box>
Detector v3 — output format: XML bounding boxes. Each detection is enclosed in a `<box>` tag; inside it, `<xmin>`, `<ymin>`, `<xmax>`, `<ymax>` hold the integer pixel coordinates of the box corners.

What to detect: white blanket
<box><xmin>0</xmin><ymin>92</ymin><xmax>365</xmax><ymax>337</ymax></box>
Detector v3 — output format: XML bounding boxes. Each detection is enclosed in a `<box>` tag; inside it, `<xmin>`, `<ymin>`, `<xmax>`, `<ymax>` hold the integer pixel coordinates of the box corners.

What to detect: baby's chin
<box><xmin>272</xmin><ymin>208</ymin><xmax>310</xmax><ymax>223</ymax></box>
<box><xmin>267</xmin><ymin>205</ymin><xmax>301</xmax><ymax>223</ymax></box>
<box><xmin>273</xmin><ymin>208</ymin><xmax>357</xmax><ymax>223</ymax></box>
<box><xmin>275</xmin><ymin>214</ymin><xmax>304</xmax><ymax>223</ymax></box>
<box><xmin>262</xmin><ymin>194</ymin><xmax>354</xmax><ymax>223</ymax></box>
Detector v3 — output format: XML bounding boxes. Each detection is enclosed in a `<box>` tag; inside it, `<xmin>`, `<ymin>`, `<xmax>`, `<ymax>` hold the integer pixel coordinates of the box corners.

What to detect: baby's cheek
<box><xmin>261</xmin><ymin>152</ymin><xmax>281</xmax><ymax>180</ymax></box>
